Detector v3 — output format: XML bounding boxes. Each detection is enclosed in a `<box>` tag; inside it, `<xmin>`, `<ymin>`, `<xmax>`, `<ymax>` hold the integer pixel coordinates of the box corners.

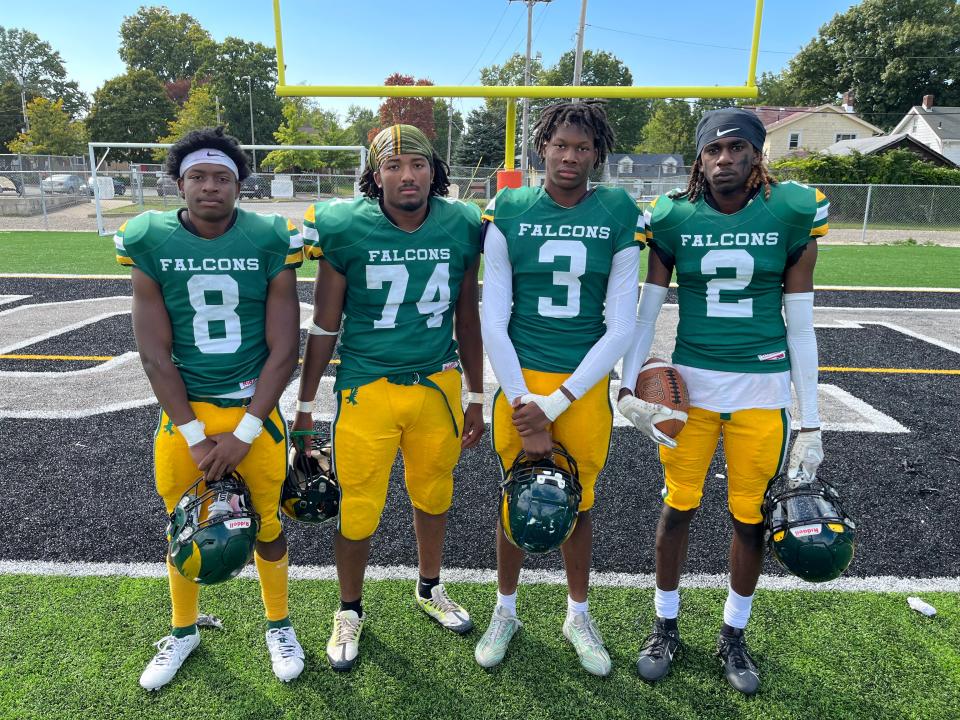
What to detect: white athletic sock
<box><xmin>497</xmin><ymin>591</ymin><xmax>517</xmax><ymax>616</ymax></box>
<box><xmin>654</xmin><ymin>587</ymin><xmax>680</xmax><ymax>620</ymax></box>
<box><xmin>567</xmin><ymin>595</ymin><xmax>589</xmax><ymax>618</ymax></box>
<box><xmin>723</xmin><ymin>585</ymin><xmax>754</xmax><ymax>629</ymax></box>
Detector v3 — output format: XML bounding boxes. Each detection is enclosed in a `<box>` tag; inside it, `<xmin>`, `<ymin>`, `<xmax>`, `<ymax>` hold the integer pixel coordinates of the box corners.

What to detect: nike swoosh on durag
<box><xmin>716</xmin><ymin>128</ymin><xmax>740</xmax><ymax>137</ymax></box>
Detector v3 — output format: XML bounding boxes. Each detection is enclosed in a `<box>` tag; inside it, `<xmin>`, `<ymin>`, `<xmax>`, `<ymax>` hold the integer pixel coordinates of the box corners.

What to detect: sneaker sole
<box><xmin>416</xmin><ymin>601</ymin><xmax>474</xmax><ymax>635</ymax></box>
<box><xmin>327</xmin><ymin>654</ymin><xmax>357</xmax><ymax>672</ymax></box>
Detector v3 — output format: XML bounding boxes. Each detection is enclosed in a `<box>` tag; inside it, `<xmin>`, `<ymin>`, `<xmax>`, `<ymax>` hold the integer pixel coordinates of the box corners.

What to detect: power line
<box><xmin>585</xmin><ymin>23</ymin><xmax>794</xmax><ymax>54</ymax></box>
<box><xmin>458</xmin><ymin>3</ymin><xmax>512</xmax><ymax>84</ymax></box>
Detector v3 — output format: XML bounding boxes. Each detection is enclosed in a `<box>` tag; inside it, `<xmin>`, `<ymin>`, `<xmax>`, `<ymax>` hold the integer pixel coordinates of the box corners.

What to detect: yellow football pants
<box><xmin>331</xmin><ymin>369</ymin><xmax>464</xmax><ymax>541</ymax></box>
<box><xmin>658</xmin><ymin>406</ymin><xmax>790</xmax><ymax>523</ymax></box>
<box><xmin>492</xmin><ymin>368</ymin><xmax>613</xmax><ymax>511</ymax></box>
<box><xmin>154</xmin><ymin>402</ymin><xmax>288</xmax><ymax>543</ymax></box>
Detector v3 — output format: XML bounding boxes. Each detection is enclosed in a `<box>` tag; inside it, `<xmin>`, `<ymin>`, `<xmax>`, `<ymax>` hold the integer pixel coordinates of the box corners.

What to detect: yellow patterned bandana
<box><xmin>368</xmin><ymin>124</ymin><xmax>435</xmax><ymax>170</ymax></box>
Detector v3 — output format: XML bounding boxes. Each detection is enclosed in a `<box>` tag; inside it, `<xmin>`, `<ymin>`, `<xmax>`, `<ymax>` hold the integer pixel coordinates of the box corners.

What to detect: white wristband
<box><xmin>308</xmin><ymin>321</ymin><xmax>339</xmax><ymax>336</ymax></box>
<box><xmin>296</xmin><ymin>399</ymin><xmax>315</xmax><ymax>414</ymax></box>
<box><xmin>467</xmin><ymin>392</ymin><xmax>485</xmax><ymax>405</ymax></box>
<box><xmin>177</xmin><ymin>419</ymin><xmax>206</xmax><ymax>447</ymax></box>
<box><xmin>233</xmin><ymin>412</ymin><xmax>264</xmax><ymax>444</ymax></box>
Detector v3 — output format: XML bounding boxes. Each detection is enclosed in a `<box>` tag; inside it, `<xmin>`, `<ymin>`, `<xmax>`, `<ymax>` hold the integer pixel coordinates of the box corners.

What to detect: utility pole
<box><xmin>512</xmin><ymin>0</ymin><xmax>551</xmax><ymax>185</ymax></box>
<box><xmin>241</xmin><ymin>76</ymin><xmax>256</xmax><ymax>172</ymax></box>
<box><xmin>572</xmin><ymin>0</ymin><xmax>589</xmax><ymax>97</ymax></box>
<box><xmin>446</xmin><ymin>102</ymin><xmax>453</xmax><ymax>166</ymax></box>
<box><xmin>215</xmin><ymin>94</ymin><xmax>222</xmax><ymax>125</ymax></box>
<box><xmin>20</xmin><ymin>87</ymin><xmax>30</xmax><ymax>133</ymax></box>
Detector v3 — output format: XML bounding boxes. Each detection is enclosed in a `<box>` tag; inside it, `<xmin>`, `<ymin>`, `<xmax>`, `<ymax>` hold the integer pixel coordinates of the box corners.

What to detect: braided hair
<box><xmin>359</xmin><ymin>154</ymin><xmax>451</xmax><ymax>200</ymax></box>
<box><xmin>682</xmin><ymin>154</ymin><xmax>778</xmax><ymax>203</ymax></box>
<box><xmin>532</xmin><ymin>100</ymin><xmax>615</xmax><ymax>169</ymax></box>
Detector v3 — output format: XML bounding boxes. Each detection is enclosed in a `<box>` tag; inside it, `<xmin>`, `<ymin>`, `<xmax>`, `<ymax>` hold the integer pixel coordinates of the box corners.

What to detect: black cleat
<box><xmin>716</xmin><ymin>627</ymin><xmax>760</xmax><ymax>695</ymax></box>
<box><xmin>636</xmin><ymin>617</ymin><xmax>681</xmax><ymax>682</ymax></box>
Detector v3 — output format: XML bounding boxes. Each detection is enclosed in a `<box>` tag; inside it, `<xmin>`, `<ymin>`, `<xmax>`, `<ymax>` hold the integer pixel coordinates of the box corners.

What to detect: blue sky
<box><xmin>6</xmin><ymin>1</ymin><xmax>860</xmax><ymax>118</ymax></box>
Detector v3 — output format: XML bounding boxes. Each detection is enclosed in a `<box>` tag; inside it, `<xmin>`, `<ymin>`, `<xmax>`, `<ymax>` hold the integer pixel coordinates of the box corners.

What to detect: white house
<box><xmin>891</xmin><ymin>95</ymin><xmax>960</xmax><ymax>166</ymax></box>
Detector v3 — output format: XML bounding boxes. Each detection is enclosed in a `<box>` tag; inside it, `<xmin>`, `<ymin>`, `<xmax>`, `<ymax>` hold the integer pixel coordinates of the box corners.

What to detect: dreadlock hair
<box><xmin>532</xmin><ymin>100</ymin><xmax>615</xmax><ymax>169</ymax></box>
<box><xmin>164</xmin><ymin>126</ymin><xmax>250</xmax><ymax>181</ymax></box>
<box><xmin>682</xmin><ymin>152</ymin><xmax>778</xmax><ymax>203</ymax></box>
<box><xmin>359</xmin><ymin>153</ymin><xmax>451</xmax><ymax>200</ymax></box>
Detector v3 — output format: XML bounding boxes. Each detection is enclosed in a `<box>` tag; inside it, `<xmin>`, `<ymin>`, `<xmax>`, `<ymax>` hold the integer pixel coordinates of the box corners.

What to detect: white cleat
<box><xmin>139</xmin><ymin>631</ymin><xmax>200</xmax><ymax>691</ymax></box>
<box><xmin>326</xmin><ymin>610</ymin><xmax>364</xmax><ymax>671</ymax></box>
<box><xmin>266</xmin><ymin>626</ymin><xmax>305</xmax><ymax>682</ymax></box>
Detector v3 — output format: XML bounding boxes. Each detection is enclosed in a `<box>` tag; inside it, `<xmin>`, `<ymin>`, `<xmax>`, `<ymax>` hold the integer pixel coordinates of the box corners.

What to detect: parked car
<box><xmin>0</xmin><ymin>175</ymin><xmax>23</xmax><ymax>196</ymax></box>
<box><xmin>81</xmin><ymin>177</ymin><xmax>127</xmax><ymax>197</ymax></box>
<box><xmin>40</xmin><ymin>174</ymin><xmax>84</xmax><ymax>194</ymax></box>
<box><xmin>156</xmin><ymin>177</ymin><xmax>180</xmax><ymax>197</ymax></box>
<box><xmin>239</xmin><ymin>174</ymin><xmax>272</xmax><ymax>199</ymax></box>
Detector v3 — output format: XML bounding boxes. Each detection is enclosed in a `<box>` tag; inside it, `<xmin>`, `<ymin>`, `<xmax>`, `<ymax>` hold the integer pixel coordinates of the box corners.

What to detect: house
<box><xmin>821</xmin><ymin>132</ymin><xmax>956</xmax><ymax>167</ymax></box>
<box><xmin>523</xmin><ymin>151</ymin><xmax>688</xmax><ymax>198</ymax></box>
<box><xmin>745</xmin><ymin>95</ymin><xmax>884</xmax><ymax>162</ymax></box>
<box><xmin>891</xmin><ymin>96</ymin><xmax>960</xmax><ymax>166</ymax></box>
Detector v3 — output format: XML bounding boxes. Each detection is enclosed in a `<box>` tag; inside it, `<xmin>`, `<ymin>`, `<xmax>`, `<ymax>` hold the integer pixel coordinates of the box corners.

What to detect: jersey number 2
<box><xmin>702</xmin><ymin>249</ymin><xmax>754</xmax><ymax>318</ymax></box>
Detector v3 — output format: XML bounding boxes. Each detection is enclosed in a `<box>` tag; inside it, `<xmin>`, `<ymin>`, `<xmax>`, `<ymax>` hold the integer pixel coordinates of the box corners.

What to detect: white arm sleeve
<box><xmin>784</xmin><ymin>291</ymin><xmax>820</xmax><ymax>428</ymax></box>
<box><xmin>562</xmin><ymin>245</ymin><xmax>641</xmax><ymax>398</ymax></box>
<box><xmin>480</xmin><ymin>222</ymin><xmax>529</xmax><ymax>403</ymax></box>
<box><xmin>620</xmin><ymin>283</ymin><xmax>668</xmax><ymax>394</ymax></box>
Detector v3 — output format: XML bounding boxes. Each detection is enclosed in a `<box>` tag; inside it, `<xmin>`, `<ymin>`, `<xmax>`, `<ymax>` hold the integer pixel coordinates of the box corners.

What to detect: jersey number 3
<box><xmin>538</xmin><ymin>240</ymin><xmax>587</xmax><ymax>318</ymax></box>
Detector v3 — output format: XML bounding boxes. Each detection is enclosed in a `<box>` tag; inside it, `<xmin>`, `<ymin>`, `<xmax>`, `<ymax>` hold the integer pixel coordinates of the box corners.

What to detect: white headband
<box><xmin>179</xmin><ymin>148</ymin><xmax>239</xmax><ymax>179</ymax></box>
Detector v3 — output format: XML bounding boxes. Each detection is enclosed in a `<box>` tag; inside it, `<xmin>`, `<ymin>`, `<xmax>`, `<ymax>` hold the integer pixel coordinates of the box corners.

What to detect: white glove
<box><xmin>617</xmin><ymin>394</ymin><xmax>680</xmax><ymax>449</ymax></box>
<box><xmin>519</xmin><ymin>389</ymin><xmax>571</xmax><ymax>422</ymax></box>
<box><xmin>788</xmin><ymin>430</ymin><xmax>824</xmax><ymax>482</ymax></box>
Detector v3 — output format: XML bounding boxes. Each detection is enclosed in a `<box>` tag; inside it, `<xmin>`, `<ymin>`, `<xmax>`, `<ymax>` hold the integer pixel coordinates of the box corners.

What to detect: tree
<box><xmin>0</xmin><ymin>80</ymin><xmax>35</xmax><ymax>150</ymax></box>
<box><xmin>637</xmin><ymin>100</ymin><xmax>697</xmax><ymax>163</ymax></box>
<box><xmin>539</xmin><ymin>50</ymin><xmax>651</xmax><ymax>152</ymax></box>
<box><xmin>260</xmin><ymin>99</ymin><xmax>356</xmax><ymax>172</ymax></box>
<box><xmin>344</xmin><ymin>105</ymin><xmax>377</xmax><ymax>148</ymax></box>
<box><xmin>154</xmin><ymin>84</ymin><xmax>222</xmax><ymax>160</ymax></box>
<box><xmin>86</xmin><ymin>70</ymin><xmax>176</xmax><ymax>162</ymax></box>
<box><xmin>480</xmin><ymin>52</ymin><xmax>544</xmax><ymax>97</ymax></box>
<box><xmin>206</xmin><ymin>38</ymin><xmax>283</xmax><ymax>163</ymax></box>
<box><xmin>455</xmin><ymin>103</ymin><xmax>507</xmax><ymax>169</ymax></box>
<box><xmin>756</xmin><ymin>71</ymin><xmax>795</xmax><ymax>107</ymax></box>
<box><xmin>771</xmin><ymin>0</ymin><xmax>960</xmax><ymax>129</ymax></box>
<box><xmin>8</xmin><ymin>97</ymin><xmax>86</xmax><ymax>155</ymax></box>
<box><xmin>0</xmin><ymin>26</ymin><xmax>87</xmax><ymax>117</ymax></box>
<box><xmin>375</xmin><ymin>73</ymin><xmax>436</xmax><ymax>138</ymax></box>
<box><xmin>118</xmin><ymin>7</ymin><xmax>216</xmax><ymax>84</ymax></box>
<box><xmin>432</xmin><ymin>100</ymin><xmax>464</xmax><ymax>164</ymax></box>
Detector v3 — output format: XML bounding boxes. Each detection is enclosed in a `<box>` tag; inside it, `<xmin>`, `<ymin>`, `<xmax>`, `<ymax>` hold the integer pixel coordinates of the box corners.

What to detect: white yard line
<box><xmin>2</xmin><ymin>560</ymin><xmax>957</xmax><ymax>593</ymax></box>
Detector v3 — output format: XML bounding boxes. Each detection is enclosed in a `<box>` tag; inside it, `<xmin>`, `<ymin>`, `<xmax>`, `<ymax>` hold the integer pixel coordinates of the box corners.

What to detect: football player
<box><xmin>294</xmin><ymin>124</ymin><xmax>484</xmax><ymax>671</ymax></box>
<box><xmin>618</xmin><ymin>108</ymin><xmax>828</xmax><ymax>695</ymax></box>
<box><xmin>475</xmin><ymin>101</ymin><xmax>643</xmax><ymax>676</ymax></box>
<box><xmin>116</xmin><ymin>127</ymin><xmax>306</xmax><ymax>689</ymax></box>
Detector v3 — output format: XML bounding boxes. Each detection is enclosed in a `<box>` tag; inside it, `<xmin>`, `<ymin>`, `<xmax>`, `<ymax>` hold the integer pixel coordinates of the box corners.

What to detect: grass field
<box><xmin>2</xmin><ymin>575</ymin><xmax>957</xmax><ymax>720</ymax></box>
<box><xmin>1</xmin><ymin>231</ymin><xmax>958</xmax><ymax>287</ymax></box>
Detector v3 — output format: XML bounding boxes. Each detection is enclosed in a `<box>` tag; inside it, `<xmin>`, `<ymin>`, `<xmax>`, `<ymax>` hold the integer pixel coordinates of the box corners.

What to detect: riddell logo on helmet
<box><xmin>790</xmin><ymin>524</ymin><xmax>822</xmax><ymax>538</ymax></box>
<box><xmin>225</xmin><ymin>519</ymin><xmax>252</xmax><ymax>530</ymax></box>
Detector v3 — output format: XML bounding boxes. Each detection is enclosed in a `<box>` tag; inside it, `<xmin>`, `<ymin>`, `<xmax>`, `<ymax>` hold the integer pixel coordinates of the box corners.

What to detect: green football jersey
<box><xmin>484</xmin><ymin>185</ymin><xmax>643</xmax><ymax>373</ymax></box>
<box><xmin>302</xmin><ymin>196</ymin><xmax>482</xmax><ymax>392</ymax></box>
<box><xmin>115</xmin><ymin>208</ymin><xmax>304</xmax><ymax>401</ymax></box>
<box><xmin>648</xmin><ymin>180</ymin><xmax>829</xmax><ymax>373</ymax></box>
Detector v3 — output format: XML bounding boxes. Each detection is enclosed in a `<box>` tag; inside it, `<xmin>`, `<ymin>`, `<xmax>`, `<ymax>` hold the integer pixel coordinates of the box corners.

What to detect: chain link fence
<box><xmin>2</xmin><ymin>158</ymin><xmax>960</xmax><ymax>246</ymax></box>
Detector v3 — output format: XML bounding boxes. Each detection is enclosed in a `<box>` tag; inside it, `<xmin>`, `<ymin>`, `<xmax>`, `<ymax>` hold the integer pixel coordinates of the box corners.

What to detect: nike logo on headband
<box><xmin>716</xmin><ymin>128</ymin><xmax>740</xmax><ymax>137</ymax></box>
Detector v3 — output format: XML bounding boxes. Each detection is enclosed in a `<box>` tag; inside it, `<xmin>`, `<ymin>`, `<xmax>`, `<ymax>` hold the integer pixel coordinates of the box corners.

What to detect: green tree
<box><xmin>154</xmin><ymin>84</ymin><xmax>222</xmax><ymax>160</ymax></box>
<box><xmin>206</xmin><ymin>37</ymin><xmax>283</xmax><ymax>166</ymax></box>
<box><xmin>344</xmin><ymin>105</ymin><xmax>377</xmax><ymax>147</ymax></box>
<box><xmin>86</xmin><ymin>70</ymin><xmax>176</xmax><ymax>162</ymax></box>
<box><xmin>433</xmin><ymin>100</ymin><xmax>463</xmax><ymax>164</ymax></box>
<box><xmin>637</xmin><ymin>100</ymin><xmax>697</xmax><ymax>163</ymax></box>
<box><xmin>455</xmin><ymin>103</ymin><xmax>507</xmax><ymax>169</ymax></box>
<box><xmin>539</xmin><ymin>50</ymin><xmax>651</xmax><ymax>152</ymax></box>
<box><xmin>260</xmin><ymin>99</ymin><xmax>356</xmax><ymax>172</ymax></box>
<box><xmin>756</xmin><ymin>71</ymin><xmax>795</xmax><ymax>106</ymax></box>
<box><xmin>772</xmin><ymin>0</ymin><xmax>960</xmax><ymax>129</ymax></box>
<box><xmin>118</xmin><ymin>6</ymin><xmax>216</xmax><ymax>83</ymax></box>
<box><xmin>772</xmin><ymin>150</ymin><xmax>960</xmax><ymax>185</ymax></box>
<box><xmin>0</xmin><ymin>80</ymin><xmax>36</xmax><ymax>150</ymax></box>
<box><xmin>8</xmin><ymin>97</ymin><xmax>86</xmax><ymax>155</ymax></box>
<box><xmin>0</xmin><ymin>26</ymin><xmax>87</xmax><ymax>117</ymax></box>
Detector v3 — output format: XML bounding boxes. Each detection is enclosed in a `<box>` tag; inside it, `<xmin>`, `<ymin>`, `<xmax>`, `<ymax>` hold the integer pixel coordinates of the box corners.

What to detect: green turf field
<box><xmin>1</xmin><ymin>575</ymin><xmax>956</xmax><ymax>720</ymax></box>
<box><xmin>1</xmin><ymin>231</ymin><xmax>958</xmax><ymax>287</ymax></box>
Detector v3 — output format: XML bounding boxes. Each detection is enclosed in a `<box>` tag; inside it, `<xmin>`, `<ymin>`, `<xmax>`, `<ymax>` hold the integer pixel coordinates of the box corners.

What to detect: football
<box><xmin>635</xmin><ymin>358</ymin><xmax>690</xmax><ymax>438</ymax></box>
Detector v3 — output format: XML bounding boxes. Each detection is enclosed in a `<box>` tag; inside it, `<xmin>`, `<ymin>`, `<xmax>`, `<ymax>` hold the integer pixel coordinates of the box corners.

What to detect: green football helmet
<box><xmin>282</xmin><ymin>430</ymin><xmax>339</xmax><ymax>524</ymax></box>
<box><xmin>763</xmin><ymin>473</ymin><xmax>856</xmax><ymax>583</ymax></box>
<box><xmin>500</xmin><ymin>444</ymin><xmax>581</xmax><ymax>554</ymax></box>
<box><xmin>167</xmin><ymin>472</ymin><xmax>260</xmax><ymax>585</ymax></box>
